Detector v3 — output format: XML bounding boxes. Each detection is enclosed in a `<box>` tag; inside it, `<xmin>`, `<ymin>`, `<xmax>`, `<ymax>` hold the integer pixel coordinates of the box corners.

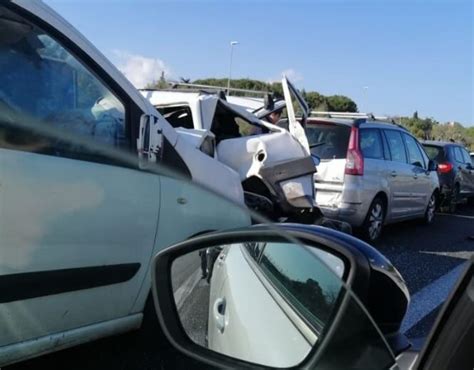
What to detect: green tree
<box><xmin>399</xmin><ymin>114</ymin><xmax>436</xmax><ymax>140</ymax></box>
<box><xmin>304</xmin><ymin>91</ymin><xmax>326</xmax><ymax>111</ymax></box>
<box><xmin>326</xmin><ymin>95</ymin><xmax>358</xmax><ymax>112</ymax></box>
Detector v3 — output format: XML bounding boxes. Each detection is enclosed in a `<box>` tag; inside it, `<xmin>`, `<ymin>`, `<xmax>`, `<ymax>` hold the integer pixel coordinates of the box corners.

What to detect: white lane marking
<box><xmin>174</xmin><ymin>268</ymin><xmax>201</xmax><ymax>311</ymax></box>
<box><xmin>420</xmin><ymin>250</ymin><xmax>474</xmax><ymax>260</ymax></box>
<box><xmin>401</xmin><ymin>263</ymin><xmax>467</xmax><ymax>333</ymax></box>
<box><xmin>437</xmin><ymin>213</ymin><xmax>474</xmax><ymax>220</ymax></box>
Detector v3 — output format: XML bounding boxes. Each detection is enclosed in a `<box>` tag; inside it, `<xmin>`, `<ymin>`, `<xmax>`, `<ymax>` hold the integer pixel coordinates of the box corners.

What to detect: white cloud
<box><xmin>111</xmin><ymin>50</ymin><xmax>172</xmax><ymax>88</ymax></box>
<box><xmin>268</xmin><ymin>68</ymin><xmax>304</xmax><ymax>83</ymax></box>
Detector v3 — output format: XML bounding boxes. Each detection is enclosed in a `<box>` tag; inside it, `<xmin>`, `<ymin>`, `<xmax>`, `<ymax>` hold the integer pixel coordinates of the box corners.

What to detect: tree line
<box><xmin>148</xmin><ymin>76</ymin><xmax>473</xmax><ymax>150</ymax></box>
<box><xmin>394</xmin><ymin>112</ymin><xmax>474</xmax><ymax>150</ymax></box>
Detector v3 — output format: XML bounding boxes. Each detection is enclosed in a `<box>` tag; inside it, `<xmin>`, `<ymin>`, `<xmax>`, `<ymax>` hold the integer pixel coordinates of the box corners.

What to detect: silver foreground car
<box><xmin>307</xmin><ymin>115</ymin><xmax>440</xmax><ymax>242</ymax></box>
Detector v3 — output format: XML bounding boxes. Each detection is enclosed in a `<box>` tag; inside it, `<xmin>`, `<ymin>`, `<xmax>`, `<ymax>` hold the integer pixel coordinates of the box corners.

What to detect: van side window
<box><xmin>403</xmin><ymin>134</ymin><xmax>426</xmax><ymax>168</ymax></box>
<box><xmin>417</xmin><ymin>142</ymin><xmax>429</xmax><ymax>168</ymax></box>
<box><xmin>360</xmin><ymin>129</ymin><xmax>384</xmax><ymax>160</ymax></box>
<box><xmin>461</xmin><ymin>148</ymin><xmax>471</xmax><ymax>164</ymax></box>
<box><xmin>454</xmin><ymin>147</ymin><xmax>465</xmax><ymax>164</ymax></box>
<box><xmin>0</xmin><ymin>9</ymin><xmax>127</xmax><ymax>161</ymax></box>
<box><xmin>383</xmin><ymin>130</ymin><xmax>407</xmax><ymax>163</ymax></box>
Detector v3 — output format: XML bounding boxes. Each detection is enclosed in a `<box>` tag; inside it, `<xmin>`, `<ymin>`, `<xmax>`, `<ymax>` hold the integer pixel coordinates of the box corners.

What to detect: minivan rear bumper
<box><xmin>318</xmin><ymin>202</ymin><xmax>367</xmax><ymax>227</ymax></box>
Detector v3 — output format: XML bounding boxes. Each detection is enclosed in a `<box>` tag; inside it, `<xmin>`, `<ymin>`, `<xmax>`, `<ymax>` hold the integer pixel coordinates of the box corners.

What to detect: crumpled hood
<box><xmin>216</xmin><ymin>130</ymin><xmax>309</xmax><ymax>181</ymax></box>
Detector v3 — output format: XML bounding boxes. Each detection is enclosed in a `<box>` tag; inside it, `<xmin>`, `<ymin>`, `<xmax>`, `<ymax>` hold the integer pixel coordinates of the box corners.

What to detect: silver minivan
<box><xmin>307</xmin><ymin>116</ymin><xmax>440</xmax><ymax>242</ymax></box>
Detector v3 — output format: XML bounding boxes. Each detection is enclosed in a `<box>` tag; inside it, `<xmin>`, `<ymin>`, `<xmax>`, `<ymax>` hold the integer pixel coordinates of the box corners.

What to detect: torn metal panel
<box><xmin>216</xmin><ymin>131</ymin><xmax>308</xmax><ymax>181</ymax></box>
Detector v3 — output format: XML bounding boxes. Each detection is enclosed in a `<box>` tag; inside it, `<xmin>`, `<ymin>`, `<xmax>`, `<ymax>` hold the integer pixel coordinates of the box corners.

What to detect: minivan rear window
<box><xmin>305</xmin><ymin>123</ymin><xmax>350</xmax><ymax>160</ymax></box>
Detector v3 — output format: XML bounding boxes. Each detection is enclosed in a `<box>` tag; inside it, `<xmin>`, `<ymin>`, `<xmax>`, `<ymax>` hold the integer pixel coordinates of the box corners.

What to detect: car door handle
<box><xmin>391</xmin><ymin>171</ymin><xmax>397</xmax><ymax>177</ymax></box>
<box><xmin>413</xmin><ymin>174</ymin><xmax>418</xmax><ymax>179</ymax></box>
<box><xmin>213</xmin><ymin>297</ymin><xmax>226</xmax><ymax>333</ymax></box>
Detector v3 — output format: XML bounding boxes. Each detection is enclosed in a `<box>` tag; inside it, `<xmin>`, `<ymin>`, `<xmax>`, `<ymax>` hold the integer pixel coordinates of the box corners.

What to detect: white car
<box><xmin>0</xmin><ymin>1</ymin><xmax>250</xmax><ymax>366</ymax></box>
<box><xmin>141</xmin><ymin>79</ymin><xmax>319</xmax><ymax>223</ymax></box>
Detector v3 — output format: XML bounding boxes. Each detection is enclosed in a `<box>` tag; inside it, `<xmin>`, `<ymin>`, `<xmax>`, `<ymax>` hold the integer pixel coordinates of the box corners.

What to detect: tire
<box><xmin>423</xmin><ymin>192</ymin><xmax>437</xmax><ymax>224</ymax></box>
<box><xmin>361</xmin><ymin>197</ymin><xmax>385</xmax><ymax>243</ymax></box>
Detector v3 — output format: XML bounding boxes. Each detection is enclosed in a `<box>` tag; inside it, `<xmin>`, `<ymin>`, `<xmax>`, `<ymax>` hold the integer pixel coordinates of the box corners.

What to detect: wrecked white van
<box><xmin>141</xmin><ymin>78</ymin><xmax>319</xmax><ymax>223</ymax></box>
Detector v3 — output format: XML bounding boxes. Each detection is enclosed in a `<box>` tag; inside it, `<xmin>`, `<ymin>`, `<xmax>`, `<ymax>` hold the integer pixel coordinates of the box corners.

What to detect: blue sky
<box><xmin>45</xmin><ymin>0</ymin><xmax>473</xmax><ymax>125</ymax></box>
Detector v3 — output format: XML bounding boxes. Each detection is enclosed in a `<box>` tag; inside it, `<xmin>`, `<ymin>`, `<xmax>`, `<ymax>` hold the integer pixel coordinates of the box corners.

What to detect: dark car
<box><xmin>422</xmin><ymin>141</ymin><xmax>474</xmax><ymax>210</ymax></box>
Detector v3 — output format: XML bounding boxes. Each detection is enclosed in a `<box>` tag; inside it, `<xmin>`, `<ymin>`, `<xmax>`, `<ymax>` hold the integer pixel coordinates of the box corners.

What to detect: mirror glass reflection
<box><xmin>171</xmin><ymin>241</ymin><xmax>346</xmax><ymax>368</ymax></box>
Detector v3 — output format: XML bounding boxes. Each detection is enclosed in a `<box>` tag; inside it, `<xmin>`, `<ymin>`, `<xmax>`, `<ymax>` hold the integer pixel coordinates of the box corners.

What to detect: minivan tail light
<box><xmin>345</xmin><ymin>126</ymin><xmax>364</xmax><ymax>176</ymax></box>
<box><xmin>438</xmin><ymin>162</ymin><xmax>453</xmax><ymax>174</ymax></box>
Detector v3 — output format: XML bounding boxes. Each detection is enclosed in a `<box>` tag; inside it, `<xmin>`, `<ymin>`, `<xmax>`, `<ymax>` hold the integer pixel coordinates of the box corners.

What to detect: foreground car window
<box><xmin>0</xmin><ymin>10</ymin><xmax>126</xmax><ymax>160</ymax></box>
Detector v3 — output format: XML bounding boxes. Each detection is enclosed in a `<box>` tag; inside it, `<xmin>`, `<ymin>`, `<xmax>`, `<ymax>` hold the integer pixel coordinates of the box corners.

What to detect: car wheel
<box><xmin>423</xmin><ymin>192</ymin><xmax>437</xmax><ymax>224</ymax></box>
<box><xmin>362</xmin><ymin>197</ymin><xmax>385</xmax><ymax>243</ymax></box>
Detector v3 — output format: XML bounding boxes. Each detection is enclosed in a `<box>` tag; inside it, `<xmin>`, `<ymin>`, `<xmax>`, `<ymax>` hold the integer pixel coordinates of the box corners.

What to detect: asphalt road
<box><xmin>7</xmin><ymin>204</ymin><xmax>474</xmax><ymax>369</ymax></box>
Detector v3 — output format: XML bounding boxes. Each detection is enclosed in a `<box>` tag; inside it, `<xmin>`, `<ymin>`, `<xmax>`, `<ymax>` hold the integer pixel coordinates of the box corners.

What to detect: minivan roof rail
<box><xmin>309</xmin><ymin>111</ymin><xmax>411</xmax><ymax>131</ymax></box>
<box><xmin>310</xmin><ymin>111</ymin><xmax>389</xmax><ymax>120</ymax></box>
<box><xmin>168</xmin><ymin>82</ymin><xmax>269</xmax><ymax>96</ymax></box>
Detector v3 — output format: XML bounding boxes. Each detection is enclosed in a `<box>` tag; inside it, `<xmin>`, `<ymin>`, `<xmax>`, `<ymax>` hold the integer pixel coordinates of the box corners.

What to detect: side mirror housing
<box><xmin>151</xmin><ymin>224</ymin><xmax>410</xmax><ymax>369</ymax></box>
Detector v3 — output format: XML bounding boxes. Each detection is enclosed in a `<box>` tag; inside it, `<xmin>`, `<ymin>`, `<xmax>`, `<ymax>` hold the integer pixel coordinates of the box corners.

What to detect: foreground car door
<box><xmin>0</xmin><ymin>5</ymin><xmax>159</xmax><ymax>351</ymax></box>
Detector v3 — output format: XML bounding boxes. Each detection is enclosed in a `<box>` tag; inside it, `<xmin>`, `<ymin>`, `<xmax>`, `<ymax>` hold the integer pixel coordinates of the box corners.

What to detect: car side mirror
<box><xmin>151</xmin><ymin>225</ymin><xmax>410</xmax><ymax>369</ymax></box>
<box><xmin>428</xmin><ymin>159</ymin><xmax>438</xmax><ymax>172</ymax></box>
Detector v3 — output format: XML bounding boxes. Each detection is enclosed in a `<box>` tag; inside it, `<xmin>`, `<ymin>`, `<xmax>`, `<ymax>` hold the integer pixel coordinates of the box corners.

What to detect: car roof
<box><xmin>421</xmin><ymin>140</ymin><xmax>462</xmax><ymax>147</ymax></box>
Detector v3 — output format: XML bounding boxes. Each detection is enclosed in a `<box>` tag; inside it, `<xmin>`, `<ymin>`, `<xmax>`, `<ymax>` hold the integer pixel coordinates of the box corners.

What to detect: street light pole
<box><xmin>227</xmin><ymin>41</ymin><xmax>239</xmax><ymax>95</ymax></box>
<box><xmin>362</xmin><ymin>86</ymin><xmax>369</xmax><ymax>113</ymax></box>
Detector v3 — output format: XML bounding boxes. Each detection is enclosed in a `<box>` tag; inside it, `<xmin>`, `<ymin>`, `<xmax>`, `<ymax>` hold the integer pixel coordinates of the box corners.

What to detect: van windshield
<box><xmin>306</xmin><ymin>123</ymin><xmax>350</xmax><ymax>160</ymax></box>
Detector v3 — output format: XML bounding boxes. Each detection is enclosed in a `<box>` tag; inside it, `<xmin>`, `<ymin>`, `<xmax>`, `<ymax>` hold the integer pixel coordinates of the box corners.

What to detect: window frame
<box><xmin>402</xmin><ymin>133</ymin><xmax>427</xmax><ymax>169</ymax></box>
<box><xmin>3</xmin><ymin>3</ymin><xmax>144</xmax><ymax>169</ymax></box>
<box><xmin>416</xmin><ymin>142</ymin><xmax>430</xmax><ymax>169</ymax></box>
<box><xmin>461</xmin><ymin>148</ymin><xmax>471</xmax><ymax>165</ymax></box>
<box><xmin>359</xmin><ymin>128</ymin><xmax>385</xmax><ymax>161</ymax></box>
<box><xmin>382</xmin><ymin>129</ymin><xmax>409</xmax><ymax>164</ymax></box>
<box><xmin>453</xmin><ymin>147</ymin><xmax>465</xmax><ymax>164</ymax></box>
